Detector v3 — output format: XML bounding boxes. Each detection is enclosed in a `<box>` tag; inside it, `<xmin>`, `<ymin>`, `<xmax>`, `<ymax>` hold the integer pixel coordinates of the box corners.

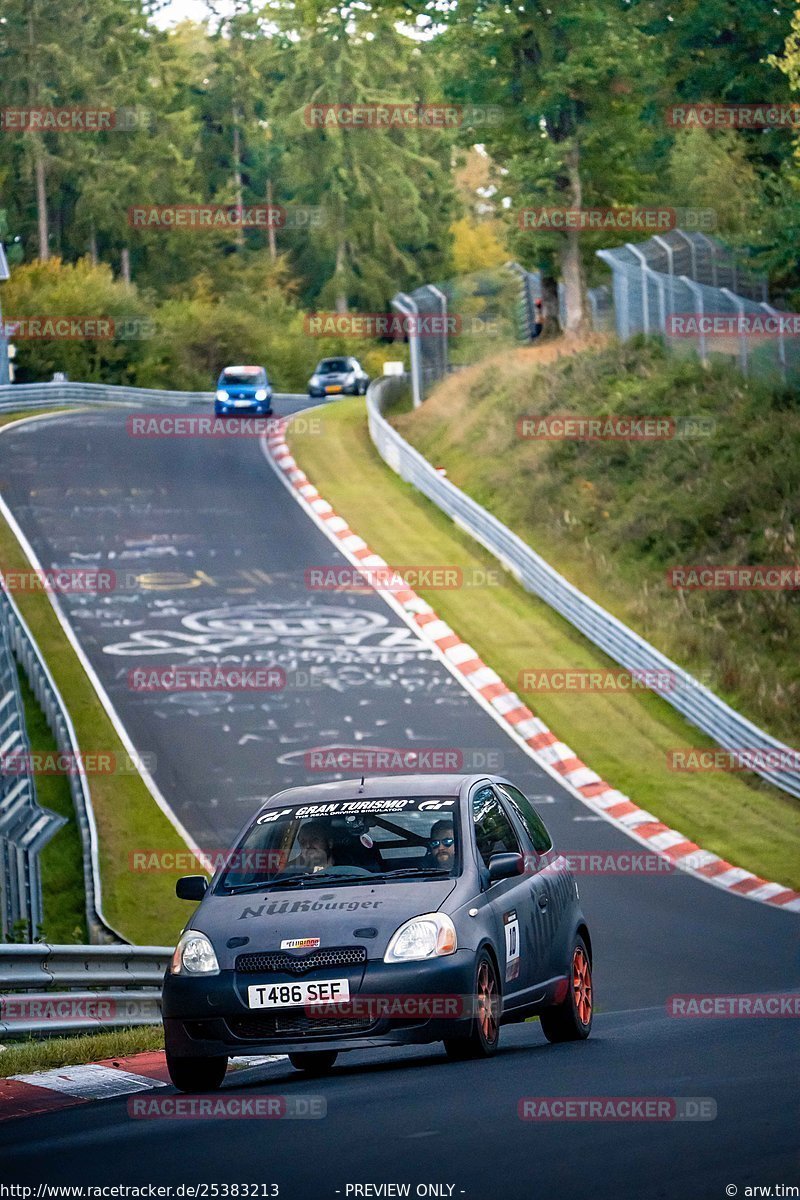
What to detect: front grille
<box><xmin>236</xmin><ymin>946</ymin><xmax>367</xmax><ymax>975</ymax></box>
<box><xmin>226</xmin><ymin>1012</ymin><xmax>374</xmax><ymax>1040</ymax></box>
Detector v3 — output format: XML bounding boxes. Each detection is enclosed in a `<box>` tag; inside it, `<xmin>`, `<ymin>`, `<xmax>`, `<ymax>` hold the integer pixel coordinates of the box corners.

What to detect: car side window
<box><xmin>497</xmin><ymin>784</ymin><xmax>553</xmax><ymax>853</ymax></box>
<box><xmin>472</xmin><ymin>785</ymin><xmax>521</xmax><ymax>868</ymax></box>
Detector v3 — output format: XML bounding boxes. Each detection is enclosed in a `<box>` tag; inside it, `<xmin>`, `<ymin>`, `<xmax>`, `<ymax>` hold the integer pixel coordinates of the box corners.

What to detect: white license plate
<box><xmin>247</xmin><ymin>978</ymin><xmax>350</xmax><ymax>1009</ymax></box>
<box><xmin>234</xmin><ymin>399</ymin><xmax>252</xmax><ymax>407</ymax></box>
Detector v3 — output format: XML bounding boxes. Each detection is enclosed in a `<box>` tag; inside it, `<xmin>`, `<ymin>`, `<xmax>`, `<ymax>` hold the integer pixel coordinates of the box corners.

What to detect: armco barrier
<box><xmin>0</xmin><ymin>615</ymin><xmax>65</xmax><ymax>942</ymax></box>
<box><xmin>0</xmin><ymin>381</ymin><xmax>212</xmax><ymax>411</ymax></box>
<box><xmin>0</xmin><ymin>585</ymin><xmax>124</xmax><ymax>944</ymax></box>
<box><xmin>0</xmin><ymin>943</ymin><xmax>170</xmax><ymax>1038</ymax></box>
<box><xmin>366</xmin><ymin>375</ymin><xmax>800</xmax><ymax>800</ymax></box>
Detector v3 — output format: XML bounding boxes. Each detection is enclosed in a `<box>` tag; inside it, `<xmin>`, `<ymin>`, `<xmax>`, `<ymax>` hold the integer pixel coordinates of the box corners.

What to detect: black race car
<box><xmin>162</xmin><ymin>773</ymin><xmax>593</xmax><ymax>1091</ymax></box>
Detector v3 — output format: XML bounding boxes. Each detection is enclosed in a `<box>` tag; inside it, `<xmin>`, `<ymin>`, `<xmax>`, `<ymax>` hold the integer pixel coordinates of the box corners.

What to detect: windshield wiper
<box><xmin>225</xmin><ymin>871</ymin><xmax>366</xmax><ymax>893</ymax></box>
<box><xmin>368</xmin><ymin>868</ymin><xmax>450</xmax><ymax>881</ymax></box>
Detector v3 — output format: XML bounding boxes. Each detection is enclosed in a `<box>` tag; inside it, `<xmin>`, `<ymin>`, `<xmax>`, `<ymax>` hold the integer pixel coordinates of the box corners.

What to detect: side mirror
<box><xmin>488</xmin><ymin>852</ymin><xmax>525</xmax><ymax>884</ymax></box>
<box><xmin>176</xmin><ymin>875</ymin><xmax>208</xmax><ymax>901</ymax></box>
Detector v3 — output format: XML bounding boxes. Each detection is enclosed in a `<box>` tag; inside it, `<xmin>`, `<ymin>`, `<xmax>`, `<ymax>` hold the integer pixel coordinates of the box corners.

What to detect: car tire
<box><xmin>288</xmin><ymin>1051</ymin><xmax>338</xmax><ymax>1075</ymax></box>
<box><xmin>443</xmin><ymin>950</ymin><xmax>500</xmax><ymax>1061</ymax></box>
<box><xmin>540</xmin><ymin>935</ymin><xmax>593</xmax><ymax>1043</ymax></box>
<box><xmin>165</xmin><ymin>1052</ymin><xmax>228</xmax><ymax>1093</ymax></box>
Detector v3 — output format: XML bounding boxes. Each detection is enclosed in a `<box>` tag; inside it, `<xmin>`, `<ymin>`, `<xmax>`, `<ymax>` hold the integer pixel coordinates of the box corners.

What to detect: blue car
<box><xmin>215</xmin><ymin>365</ymin><xmax>273</xmax><ymax>416</ymax></box>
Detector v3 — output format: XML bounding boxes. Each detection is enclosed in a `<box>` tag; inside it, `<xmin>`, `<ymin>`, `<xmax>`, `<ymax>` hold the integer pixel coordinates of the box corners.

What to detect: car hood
<box><xmin>193</xmin><ymin>878</ymin><xmax>459</xmax><ymax>968</ymax></box>
<box><xmin>219</xmin><ymin>383</ymin><xmax>266</xmax><ymax>395</ymax></box>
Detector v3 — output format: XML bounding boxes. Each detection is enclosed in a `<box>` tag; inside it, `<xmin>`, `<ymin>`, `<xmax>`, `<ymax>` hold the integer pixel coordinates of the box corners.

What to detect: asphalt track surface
<box><xmin>0</xmin><ymin>397</ymin><xmax>798</xmax><ymax>1199</ymax></box>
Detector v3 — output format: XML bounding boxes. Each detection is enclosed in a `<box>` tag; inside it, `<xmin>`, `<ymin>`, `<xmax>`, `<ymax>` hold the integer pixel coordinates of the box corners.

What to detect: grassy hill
<box><xmin>393</xmin><ymin>338</ymin><xmax>800</xmax><ymax>747</ymax></box>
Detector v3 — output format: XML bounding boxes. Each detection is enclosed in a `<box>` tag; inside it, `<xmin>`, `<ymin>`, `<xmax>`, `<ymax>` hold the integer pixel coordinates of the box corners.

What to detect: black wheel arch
<box><xmin>576</xmin><ymin>922</ymin><xmax>593</xmax><ymax>964</ymax></box>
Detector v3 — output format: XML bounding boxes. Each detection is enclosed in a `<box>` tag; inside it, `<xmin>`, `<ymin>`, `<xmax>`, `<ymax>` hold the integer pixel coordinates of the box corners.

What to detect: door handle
<box><xmin>537</xmin><ymin>893</ymin><xmax>549</xmax><ymax>910</ymax></box>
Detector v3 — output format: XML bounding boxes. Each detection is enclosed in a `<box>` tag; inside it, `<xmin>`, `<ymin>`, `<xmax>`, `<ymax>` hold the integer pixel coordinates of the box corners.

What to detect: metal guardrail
<box><xmin>0</xmin><ymin>943</ymin><xmax>170</xmax><ymax>1038</ymax></box>
<box><xmin>0</xmin><ymin>381</ymin><xmax>213</xmax><ymax>412</ymax></box>
<box><xmin>0</xmin><ymin>586</ymin><xmax>125</xmax><ymax>945</ymax></box>
<box><xmin>0</xmin><ymin>618</ymin><xmax>65</xmax><ymax>942</ymax></box>
<box><xmin>366</xmin><ymin>375</ymin><xmax>800</xmax><ymax>800</ymax></box>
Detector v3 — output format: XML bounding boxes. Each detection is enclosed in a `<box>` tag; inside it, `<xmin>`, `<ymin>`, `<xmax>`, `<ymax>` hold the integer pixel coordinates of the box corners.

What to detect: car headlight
<box><xmin>216</xmin><ymin>389</ymin><xmax>228</xmax><ymax>402</ymax></box>
<box><xmin>309</xmin><ymin>375</ymin><xmax>320</xmax><ymax>386</ymax></box>
<box><xmin>344</xmin><ymin>372</ymin><xmax>356</xmax><ymax>384</ymax></box>
<box><xmin>255</xmin><ymin>388</ymin><xmax>268</xmax><ymax>401</ymax></box>
<box><xmin>384</xmin><ymin>913</ymin><xmax>457</xmax><ymax>963</ymax></box>
<box><xmin>170</xmin><ymin>931</ymin><xmax>220</xmax><ymax>975</ymax></box>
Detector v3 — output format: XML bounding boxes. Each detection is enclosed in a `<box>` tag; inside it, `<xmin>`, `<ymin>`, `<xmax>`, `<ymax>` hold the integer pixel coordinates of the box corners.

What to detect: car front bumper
<box><xmin>308</xmin><ymin>385</ymin><xmax>358</xmax><ymax>397</ymax></box>
<box><xmin>162</xmin><ymin>952</ymin><xmax>479</xmax><ymax>1058</ymax></box>
<box><xmin>215</xmin><ymin>401</ymin><xmax>273</xmax><ymax>415</ymax></box>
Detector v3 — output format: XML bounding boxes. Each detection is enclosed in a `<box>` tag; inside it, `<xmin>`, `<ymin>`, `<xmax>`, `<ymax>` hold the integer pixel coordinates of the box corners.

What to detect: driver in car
<box><xmin>427</xmin><ymin>820</ymin><xmax>456</xmax><ymax>870</ymax></box>
<box><xmin>296</xmin><ymin>821</ymin><xmax>334</xmax><ymax>871</ymax></box>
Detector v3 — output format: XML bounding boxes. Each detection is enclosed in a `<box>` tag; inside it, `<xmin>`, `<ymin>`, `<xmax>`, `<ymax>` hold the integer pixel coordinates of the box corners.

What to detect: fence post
<box><xmin>427</xmin><ymin>284</ymin><xmax>449</xmax><ymax>377</ymax></box>
<box><xmin>696</xmin><ymin>232</ymin><xmax>718</xmax><ymax>287</ymax></box>
<box><xmin>721</xmin><ymin>287</ymin><xmax>748</xmax><ymax>375</ymax></box>
<box><xmin>391</xmin><ymin>293</ymin><xmax>422</xmax><ymax>408</ymax></box>
<box><xmin>0</xmin><ymin>243</ymin><xmax>10</xmax><ymax>387</ymax></box>
<box><xmin>673</xmin><ymin>229</ymin><xmax>697</xmax><ymax>281</ymax></box>
<box><xmin>682</xmin><ymin>278</ymin><xmax>707</xmax><ymax>364</ymax></box>
<box><xmin>626</xmin><ymin>244</ymin><xmax>649</xmax><ymax>334</ymax></box>
<box><xmin>760</xmin><ymin>302</ymin><xmax>787</xmax><ymax>383</ymax></box>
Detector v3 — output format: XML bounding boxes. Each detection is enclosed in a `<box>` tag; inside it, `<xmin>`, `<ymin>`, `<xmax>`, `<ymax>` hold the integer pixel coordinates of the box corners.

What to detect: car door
<box><xmin>470</xmin><ymin>783</ymin><xmax>550</xmax><ymax>1008</ymax></box>
<box><xmin>496</xmin><ymin>782</ymin><xmax>575</xmax><ymax>985</ymax></box>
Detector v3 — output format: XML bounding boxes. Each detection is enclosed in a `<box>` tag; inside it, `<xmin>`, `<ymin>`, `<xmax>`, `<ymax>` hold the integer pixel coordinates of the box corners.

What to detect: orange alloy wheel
<box><xmin>573</xmin><ymin>946</ymin><xmax>592</xmax><ymax>1025</ymax></box>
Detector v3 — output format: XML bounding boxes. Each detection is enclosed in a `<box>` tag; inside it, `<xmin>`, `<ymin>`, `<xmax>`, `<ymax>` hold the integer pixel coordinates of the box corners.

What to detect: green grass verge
<box><xmin>0</xmin><ymin>1025</ymin><xmax>164</xmax><ymax>1078</ymax></box>
<box><xmin>16</xmin><ymin>668</ymin><xmax>88</xmax><ymax>943</ymax></box>
<box><xmin>288</xmin><ymin>396</ymin><xmax>800</xmax><ymax>891</ymax></box>
<box><xmin>394</xmin><ymin>339</ymin><xmax>800</xmax><ymax>745</ymax></box>
<box><xmin>0</xmin><ymin>409</ymin><xmax>190</xmax><ymax>945</ymax></box>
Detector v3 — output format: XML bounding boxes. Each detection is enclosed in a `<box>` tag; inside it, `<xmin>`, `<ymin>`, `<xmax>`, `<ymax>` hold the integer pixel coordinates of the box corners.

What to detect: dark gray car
<box><xmin>162</xmin><ymin>773</ymin><xmax>593</xmax><ymax>1091</ymax></box>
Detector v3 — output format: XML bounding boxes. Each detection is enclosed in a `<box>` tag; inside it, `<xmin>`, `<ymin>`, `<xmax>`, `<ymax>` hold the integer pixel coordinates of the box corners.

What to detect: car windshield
<box><xmin>220</xmin><ymin>367</ymin><xmax>266</xmax><ymax>385</ymax></box>
<box><xmin>317</xmin><ymin>359</ymin><xmax>349</xmax><ymax>374</ymax></box>
<box><xmin>216</xmin><ymin>795</ymin><xmax>461</xmax><ymax>892</ymax></box>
